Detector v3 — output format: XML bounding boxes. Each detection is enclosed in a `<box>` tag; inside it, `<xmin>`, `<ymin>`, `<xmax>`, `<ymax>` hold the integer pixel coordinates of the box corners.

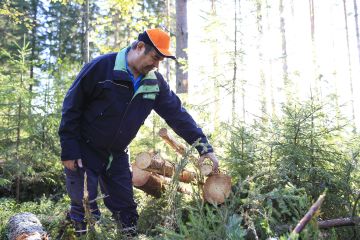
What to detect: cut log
<box><xmin>135</xmin><ymin>152</ymin><xmax>174</xmax><ymax>177</ymax></box>
<box><xmin>132</xmin><ymin>164</ymin><xmax>165</xmax><ymax>198</ymax></box>
<box><xmin>131</xmin><ymin>164</ymin><xmax>191</xmax><ymax>197</ymax></box>
<box><xmin>203</xmin><ymin>173</ymin><xmax>232</xmax><ymax>204</ymax></box>
<box><xmin>135</xmin><ymin>152</ymin><xmax>196</xmax><ymax>183</ymax></box>
<box><xmin>158</xmin><ymin>128</ymin><xmax>214</xmax><ymax>176</ymax></box>
<box><xmin>7</xmin><ymin>212</ymin><xmax>48</xmax><ymax>240</ymax></box>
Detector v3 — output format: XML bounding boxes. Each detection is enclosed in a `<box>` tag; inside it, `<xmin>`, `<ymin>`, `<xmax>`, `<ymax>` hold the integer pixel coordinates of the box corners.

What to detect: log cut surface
<box><xmin>132</xmin><ymin>164</ymin><xmax>151</xmax><ymax>187</ymax></box>
<box><xmin>7</xmin><ymin>212</ymin><xmax>48</xmax><ymax>240</ymax></box>
<box><xmin>203</xmin><ymin>173</ymin><xmax>231</xmax><ymax>204</ymax></box>
<box><xmin>135</xmin><ymin>152</ymin><xmax>174</xmax><ymax>177</ymax></box>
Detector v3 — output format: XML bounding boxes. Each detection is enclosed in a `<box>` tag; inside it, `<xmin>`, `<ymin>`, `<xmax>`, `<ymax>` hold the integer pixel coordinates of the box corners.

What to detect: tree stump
<box><xmin>7</xmin><ymin>212</ymin><xmax>48</xmax><ymax>240</ymax></box>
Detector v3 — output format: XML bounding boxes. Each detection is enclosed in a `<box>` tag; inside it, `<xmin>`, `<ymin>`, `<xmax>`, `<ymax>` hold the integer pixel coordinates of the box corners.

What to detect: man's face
<box><xmin>134</xmin><ymin>44</ymin><xmax>164</xmax><ymax>75</ymax></box>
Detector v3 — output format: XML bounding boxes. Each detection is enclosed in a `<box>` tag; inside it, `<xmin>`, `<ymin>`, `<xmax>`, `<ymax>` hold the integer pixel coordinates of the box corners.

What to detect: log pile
<box><xmin>7</xmin><ymin>212</ymin><xmax>48</xmax><ymax>240</ymax></box>
<box><xmin>131</xmin><ymin>128</ymin><xmax>231</xmax><ymax>204</ymax></box>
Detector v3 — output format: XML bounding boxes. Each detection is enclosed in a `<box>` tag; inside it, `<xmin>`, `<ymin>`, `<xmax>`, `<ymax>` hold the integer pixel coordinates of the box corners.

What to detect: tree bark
<box><xmin>232</xmin><ymin>0</ymin><xmax>238</xmax><ymax>123</ymax></box>
<box><xmin>265</xmin><ymin>0</ymin><xmax>276</xmax><ymax>116</ymax></box>
<box><xmin>132</xmin><ymin>164</ymin><xmax>165</xmax><ymax>198</ymax></box>
<box><xmin>354</xmin><ymin>0</ymin><xmax>360</xmax><ymax>65</ymax></box>
<box><xmin>256</xmin><ymin>0</ymin><xmax>267</xmax><ymax>122</ymax></box>
<box><xmin>279</xmin><ymin>0</ymin><xmax>290</xmax><ymax>102</ymax></box>
<box><xmin>83</xmin><ymin>0</ymin><xmax>90</xmax><ymax>64</ymax></box>
<box><xmin>318</xmin><ymin>216</ymin><xmax>360</xmax><ymax>229</ymax></box>
<box><xmin>343</xmin><ymin>0</ymin><xmax>356</xmax><ymax>133</ymax></box>
<box><xmin>7</xmin><ymin>212</ymin><xmax>48</xmax><ymax>240</ymax></box>
<box><xmin>132</xmin><ymin>164</ymin><xmax>190</xmax><ymax>197</ymax></box>
<box><xmin>175</xmin><ymin>0</ymin><xmax>188</xmax><ymax>93</ymax></box>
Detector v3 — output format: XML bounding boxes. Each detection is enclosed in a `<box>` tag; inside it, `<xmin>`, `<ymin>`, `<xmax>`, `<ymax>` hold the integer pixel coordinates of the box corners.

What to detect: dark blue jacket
<box><xmin>58</xmin><ymin>47</ymin><xmax>213</xmax><ymax>165</ymax></box>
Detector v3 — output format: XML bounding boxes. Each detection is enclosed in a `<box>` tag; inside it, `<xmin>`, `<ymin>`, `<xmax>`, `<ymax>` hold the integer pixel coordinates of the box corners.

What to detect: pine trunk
<box><xmin>354</xmin><ymin>0</ymin><xmax>360</xmax><ymax>65</ymax></box>
<box><xmin>279</xmin><ymin>0</ymin><xmax>290</xmax><ymax>102</ymax></box>
<box><xmin>232</xmin><ymin>0</ymin><xmax>238</xmax><ymax>123</ymax></box>
<box><xmin>256</xmin><ymin>0</ymin><xmax>267</xmax><ymax>122</ymax></box>
<box><xmin>343</xmin><ymin>0</ymin><xmax>356</xmax><ymax>133</ymax></box>
<box><xmin>176</xmin><ymin>0</ymin><xmax>188</xmax><ymax>93</ymax></box>
<box><xmin>83</xmin><ymin>0</ymin><xmax>90</xmax><ymax>63</ymax></box>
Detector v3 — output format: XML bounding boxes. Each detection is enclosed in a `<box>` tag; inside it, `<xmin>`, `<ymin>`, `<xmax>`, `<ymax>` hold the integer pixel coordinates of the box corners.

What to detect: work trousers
<box><xmin>64</xmin><ymin>141</ymin><xmax>138</xmax><ymax>229</ymax></box>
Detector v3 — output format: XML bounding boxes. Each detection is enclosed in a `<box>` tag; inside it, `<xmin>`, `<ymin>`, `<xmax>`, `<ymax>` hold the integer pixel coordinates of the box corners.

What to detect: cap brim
<box><xmin>156</xmin><ymin>48</ymin><xmax>176</xmax><ymax>60</ymax></box>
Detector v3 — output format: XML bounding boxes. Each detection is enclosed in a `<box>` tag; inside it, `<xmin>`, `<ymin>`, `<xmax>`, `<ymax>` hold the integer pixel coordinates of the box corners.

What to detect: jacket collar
<box><xmin>113</xmin><ymin>47</ymin><xmax>157</xmax><ymax>82</ymax></box>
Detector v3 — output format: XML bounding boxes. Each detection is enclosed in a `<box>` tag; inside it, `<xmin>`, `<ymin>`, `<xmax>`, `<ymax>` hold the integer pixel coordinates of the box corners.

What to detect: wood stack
<box><xmin>131</xmin><ymin>128</ymin><xmax>232</xmax><ymax>204</ymax></box>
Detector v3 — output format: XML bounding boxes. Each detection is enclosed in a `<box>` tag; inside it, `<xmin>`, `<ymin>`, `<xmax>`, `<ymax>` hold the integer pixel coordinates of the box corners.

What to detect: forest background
<box><xmin>0</xmin><ymin>0</ymin><xmax>360</xmax><ymax>239</ymax></box>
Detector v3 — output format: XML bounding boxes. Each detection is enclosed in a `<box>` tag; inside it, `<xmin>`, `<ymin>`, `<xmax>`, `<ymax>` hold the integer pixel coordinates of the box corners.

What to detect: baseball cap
<box><xmin>138</xmin><ymin>28</ymin><xmax>176</xmax><ymax>60</ymax></box>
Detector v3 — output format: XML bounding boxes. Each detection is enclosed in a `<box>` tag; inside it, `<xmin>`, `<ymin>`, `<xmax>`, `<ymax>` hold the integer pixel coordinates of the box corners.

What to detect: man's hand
<box><xmin>198</xmin><ymin>152</ymin><xmax>219</xmax><ymax>173</ymax></box>
<box><xmin>62</xmin><ymin>159</ymin><xmax>83</xmax><ymax>171</ymax></box>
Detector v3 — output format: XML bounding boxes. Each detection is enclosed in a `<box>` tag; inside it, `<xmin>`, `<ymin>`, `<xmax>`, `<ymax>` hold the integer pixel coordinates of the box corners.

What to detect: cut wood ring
<box><xmin>203</xmin><ymin>173</ymin><xmax>232</xmax><ymax>204</ymax></box>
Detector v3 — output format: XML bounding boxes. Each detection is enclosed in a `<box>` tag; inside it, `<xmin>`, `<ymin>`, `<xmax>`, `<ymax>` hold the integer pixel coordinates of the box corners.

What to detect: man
<box><xmin>58</xmin><ymin>28</ymin><xmax>219</xmax><ymax>236</ymax></box>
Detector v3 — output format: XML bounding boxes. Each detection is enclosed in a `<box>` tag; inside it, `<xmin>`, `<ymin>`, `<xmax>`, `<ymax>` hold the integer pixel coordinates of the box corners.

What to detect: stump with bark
<box><xmin>7</xmin><ymin>212</ymin><xmax>48</xmax><ymax>240</ymax></box>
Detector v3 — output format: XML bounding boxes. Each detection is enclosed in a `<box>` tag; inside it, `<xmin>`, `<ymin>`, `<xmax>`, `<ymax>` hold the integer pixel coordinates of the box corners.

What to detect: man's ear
<box><xmin>137</xmin><ymin>41</ymin><xmax>145</xmax><ymax>50</ymax></box>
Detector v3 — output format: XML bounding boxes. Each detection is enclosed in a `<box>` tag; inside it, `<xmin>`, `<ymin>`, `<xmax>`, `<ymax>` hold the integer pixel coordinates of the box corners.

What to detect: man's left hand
<box><xmin>198</xmin><ymin>152</ymin><xmax>219</xmax><ymax>173</ymax></box>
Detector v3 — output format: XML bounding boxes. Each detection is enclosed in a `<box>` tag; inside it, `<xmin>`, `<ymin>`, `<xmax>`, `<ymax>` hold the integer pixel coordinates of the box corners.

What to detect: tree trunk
<box><xmin>232</xmin><ymin>0</ymin><xmax>238</xmax><ymax>123</ymax></box>
<box><xmin>29</xmin><ymin>0</ymin><xmax>38</xmax><ymax>94</ymax></box>
<box><xmin>279</xmin><ymin>0</ymin><xmax>290</xmax><ymax>102</ymax></box>
<box><xmin>256</xmin><ymin>0</ymin><xmax>267</xmax><ymax>122</ymax></box>
<box><xmin>165</xmin><ymin>0</ymin><xmax>171</xmax><ymax>84</ymax></box>
<box><xmin>175</xmin><ymin>0</ymin><xmax>188</xmax><ymax>93</ymax></box>
<box><xmin>354</xmin><ymin>0</ymin><xmax>360</xmax><ymax>65</ymax></box>
<box><xmin>265</xmin><ymin>0</ymin><xmax>276</xmax><ymax>116</ymax></box>
<box><xmin>343</xmin><ymin>0</ymin><xmax>356</xmax><ymax>133</ymax></box>
<box><xmin>309</xmin><ymin>0</ymin><xmax>322</xmax><ymax>99</ymax></box>
<box><xmin>83</xmin><ymin>0</ymin><xmax>90</xmax><ymax>63</ymax></box>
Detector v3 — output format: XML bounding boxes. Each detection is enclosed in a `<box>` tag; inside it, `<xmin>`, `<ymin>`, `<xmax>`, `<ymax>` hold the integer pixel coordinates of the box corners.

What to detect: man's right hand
<box><xmin>62</xmin><ymin>159</ymin><xmax>83</xmax><ymax>171</ymax></box>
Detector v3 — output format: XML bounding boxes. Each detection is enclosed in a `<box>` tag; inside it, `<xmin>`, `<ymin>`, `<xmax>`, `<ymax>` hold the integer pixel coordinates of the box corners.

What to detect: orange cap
<box><xmin>138</xmin><ymin>28</ymin><xmax>176</xmax><ymax>60</ymax></box>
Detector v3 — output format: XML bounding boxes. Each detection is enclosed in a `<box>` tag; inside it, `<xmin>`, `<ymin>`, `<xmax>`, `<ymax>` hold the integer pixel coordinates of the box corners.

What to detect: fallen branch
<box><xmin>318</xmin><ymin>216</ymin><xmax>360</xmax><ymax>229</ymax></box>
<box><xmin>289</xmin><ymin>193</ymin><xmax>326</xmax><ymax>238</ymax></box>
<box><xmin>276</xmin><ymin>216</ymin><xmax>360</xmax><ymax>234</ymax></box>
